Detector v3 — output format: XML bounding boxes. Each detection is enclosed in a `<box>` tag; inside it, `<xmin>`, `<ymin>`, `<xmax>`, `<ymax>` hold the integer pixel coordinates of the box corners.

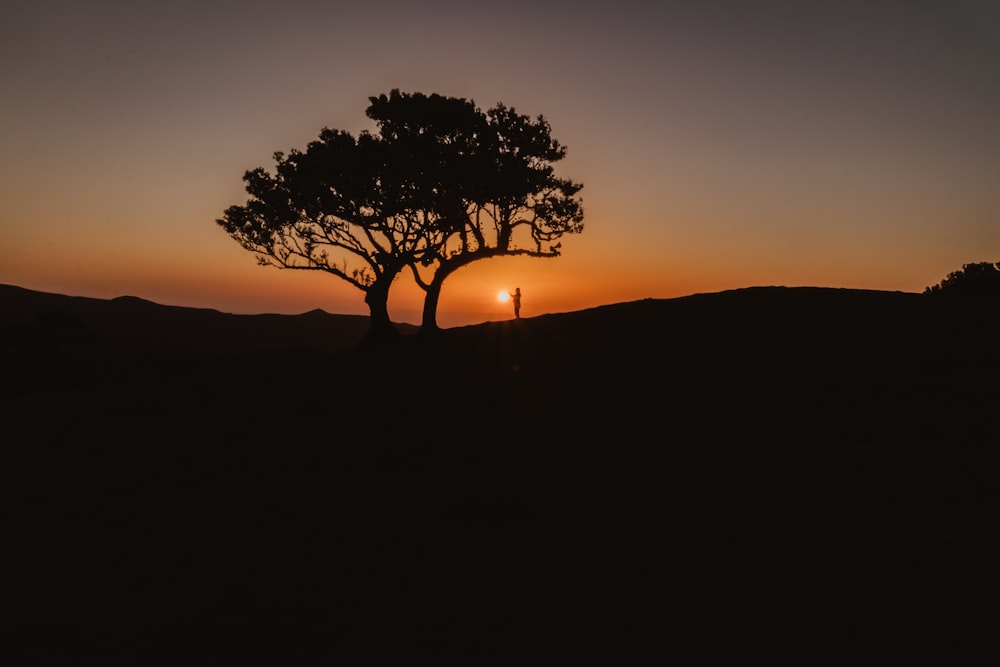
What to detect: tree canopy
<box><xmin>924</xmin><ymin>261</ymin><xmax>1000</xmax><ymax>297</ymax></box>
<box><xmin>217</xmin><ymin>90</ymin><xmax>584</xmax><ymax>341</ymax></box>
<box><xmin>367</xmin><ymin>92</ymin><xmax>585</xmax><ymax>331</ymax></box>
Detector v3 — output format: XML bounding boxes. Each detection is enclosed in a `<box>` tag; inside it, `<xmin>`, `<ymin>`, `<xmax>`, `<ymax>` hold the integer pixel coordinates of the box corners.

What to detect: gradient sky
<box><xmin>3</xmin><ymin>0</ymin><xmax>998</xmax><ymax>327</ymax></box>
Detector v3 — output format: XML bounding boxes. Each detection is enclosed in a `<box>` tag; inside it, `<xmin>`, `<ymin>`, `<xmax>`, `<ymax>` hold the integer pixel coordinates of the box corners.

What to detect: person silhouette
<box><xmin>509</xmin><ymin>287</ymin><xmax>521</xmax><ymax>319</ymax></box>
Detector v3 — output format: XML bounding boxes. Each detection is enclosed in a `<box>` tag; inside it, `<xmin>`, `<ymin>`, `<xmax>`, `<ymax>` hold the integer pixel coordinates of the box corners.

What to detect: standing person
<box><xmin>509</xmin><ymin>287</ymin><xmax>521</xmax><ymax>319</ymax></box>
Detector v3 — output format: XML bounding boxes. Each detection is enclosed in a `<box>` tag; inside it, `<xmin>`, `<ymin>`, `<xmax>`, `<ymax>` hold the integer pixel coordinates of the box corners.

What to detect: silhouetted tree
<box><xmin>218</xmin><ymin>90</ymin><xmax>584</xmax><ymax>339</ymax></box>
<box><xmin>924</xmin><ymin>261</ymin><xmax>1000</xmax><ymax>297</ymax></box>
<box><xmin>366</xmin><ymin>91</ymin><xmax>585</xmax><ymax>332</ymax></box>
<box><xmin>218</xmin><ymin>100</ymin><xmax>462</xmax><ymax>343</ymax></box>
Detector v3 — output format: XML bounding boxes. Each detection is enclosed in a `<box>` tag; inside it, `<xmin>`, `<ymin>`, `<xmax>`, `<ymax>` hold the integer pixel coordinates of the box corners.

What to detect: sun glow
<box><xmin>497</xmin><ymin>290</ymin><xmax>510</xmax><ymax>302</ymax></box>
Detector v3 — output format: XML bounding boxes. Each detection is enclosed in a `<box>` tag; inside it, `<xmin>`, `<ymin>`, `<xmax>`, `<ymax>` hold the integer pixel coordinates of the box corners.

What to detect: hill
<box><xmin>0</xmin><ymin>283</ymin><xmax>418</xmax><ymax>364</ymax></box>
<box><xmin>2</xmin><ymin>284</ymin><xmax>997</xmax><ymax>665</ymax></box>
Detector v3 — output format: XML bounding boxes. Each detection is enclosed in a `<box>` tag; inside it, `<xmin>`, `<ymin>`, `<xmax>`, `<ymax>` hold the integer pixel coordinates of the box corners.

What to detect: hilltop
<box><xmin>0</xmin><ymin>283</ymin><xmax>418</xmax><ymax>363</ymax></box>
<box><xmin>2</xmin><ymin>283</ymin><xmax>997</xmax><ymax>665</ymax></box>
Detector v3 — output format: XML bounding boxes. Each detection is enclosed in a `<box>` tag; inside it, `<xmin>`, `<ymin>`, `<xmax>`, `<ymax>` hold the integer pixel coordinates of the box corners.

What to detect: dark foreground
<box><xmin>3</xmin><ymin>286</ymin><xmax>998</xmax><ymax>665</ymax></box>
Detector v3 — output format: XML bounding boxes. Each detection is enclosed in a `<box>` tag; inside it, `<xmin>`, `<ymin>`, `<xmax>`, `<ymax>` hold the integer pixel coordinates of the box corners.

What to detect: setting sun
<box><xmin>497</xmin><ymin>290</ymin><xmax>509</xmax><ymax>302</ymax></box>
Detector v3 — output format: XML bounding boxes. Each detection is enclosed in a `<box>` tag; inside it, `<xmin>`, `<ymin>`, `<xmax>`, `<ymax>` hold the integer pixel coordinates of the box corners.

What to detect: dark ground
<box><xmin>2</xmin><ymin>284</ymin><xmax>997</xmax><ymax>665</ymax></box>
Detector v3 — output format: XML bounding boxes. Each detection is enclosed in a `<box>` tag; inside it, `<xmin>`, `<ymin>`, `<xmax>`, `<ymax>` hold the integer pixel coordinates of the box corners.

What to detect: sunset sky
<box><xmin>2</xmin><ymin>1</ymin><xmax>998</xmax><ymax>327</ymax></box>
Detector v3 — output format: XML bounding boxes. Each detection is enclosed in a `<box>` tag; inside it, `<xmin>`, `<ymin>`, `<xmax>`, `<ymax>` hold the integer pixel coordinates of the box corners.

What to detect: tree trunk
<box><xmin>418</xmin><ymin>257</ymin><xmax>477</xmax><ymax>336</ymax></box>
<box><xmin>362</xmin><ymin>281</ymin><xmax>399</xmax><ymax>345</ymax></box>
<box><xmin>419</xmin><ymin>279</ymin><xmax>443</xmax><ymax>335</ymax></box>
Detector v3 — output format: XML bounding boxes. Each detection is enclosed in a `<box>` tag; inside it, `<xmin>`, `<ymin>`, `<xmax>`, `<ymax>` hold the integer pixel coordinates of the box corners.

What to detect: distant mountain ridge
<box><xmin>0</xmin><ymin>283</ymin><xmax>417</xmax><ymax>361</ymax></box>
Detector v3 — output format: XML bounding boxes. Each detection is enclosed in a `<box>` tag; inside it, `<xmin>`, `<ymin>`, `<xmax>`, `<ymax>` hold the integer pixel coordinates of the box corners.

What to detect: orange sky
<box><xmin>2</xmin><ymin>1</ymin><xmax>998</xmax><ymax>328</ymax></box>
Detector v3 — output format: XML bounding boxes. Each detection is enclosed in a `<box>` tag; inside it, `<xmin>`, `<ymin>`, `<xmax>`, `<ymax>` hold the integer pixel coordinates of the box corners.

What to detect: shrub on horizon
<box><xmin>924</xmin><ymin>261</ymin><xmax>1000</xmax><ymax>296</ymax></box>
